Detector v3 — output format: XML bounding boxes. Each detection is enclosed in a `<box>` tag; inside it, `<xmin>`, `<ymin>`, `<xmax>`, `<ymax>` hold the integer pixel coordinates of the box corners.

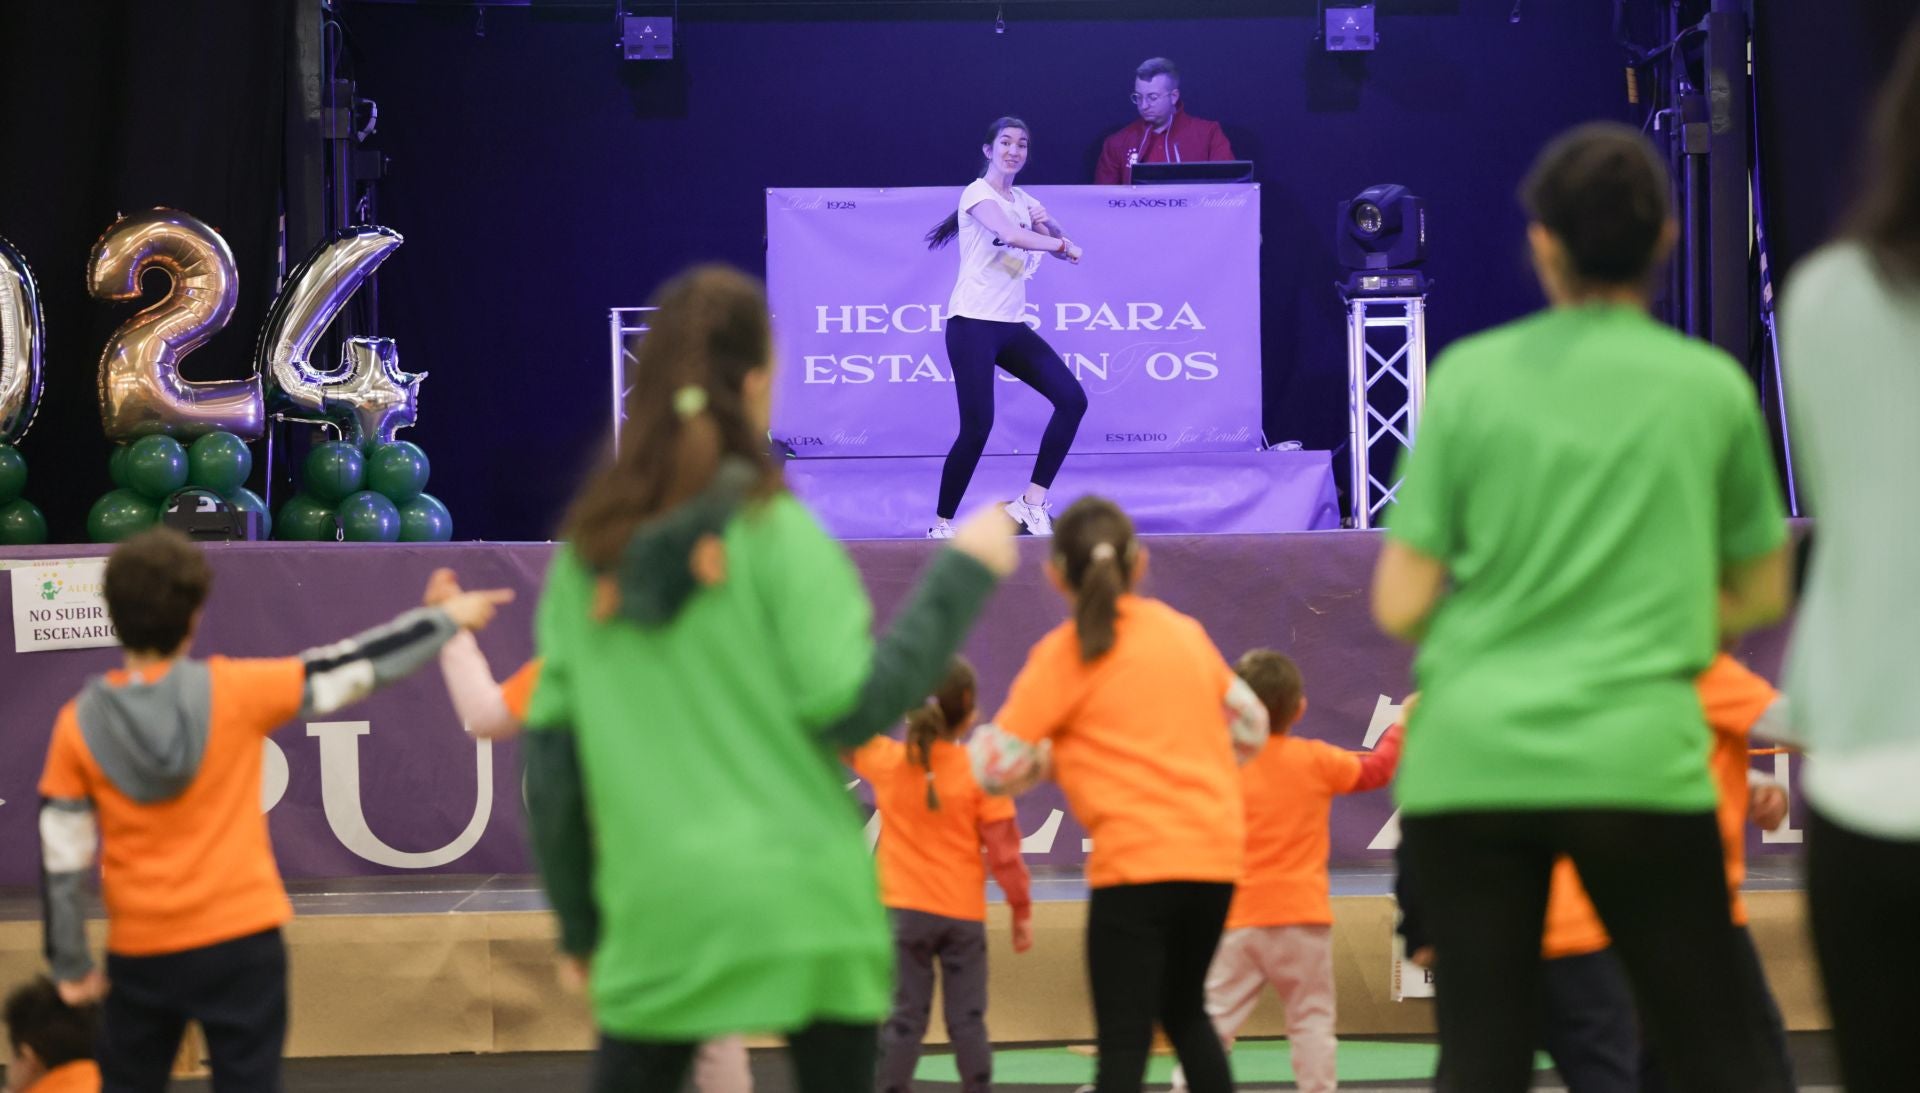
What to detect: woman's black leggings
<box><xmin>938</xmin><ymin>315</ymin><xmax>1087</xmax><ymax>519</ymax></box>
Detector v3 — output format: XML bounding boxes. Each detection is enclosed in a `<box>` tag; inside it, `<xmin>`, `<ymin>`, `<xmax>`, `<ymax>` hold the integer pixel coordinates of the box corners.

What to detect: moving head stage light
<box><xmin>1337</xmin><ymin>184</ymin><xmax>1427</xmax><ymax>297</ymax></box>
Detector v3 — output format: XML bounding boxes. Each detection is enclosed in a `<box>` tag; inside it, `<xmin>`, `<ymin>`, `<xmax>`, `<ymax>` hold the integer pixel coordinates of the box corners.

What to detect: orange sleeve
<box><xmin>499</xmin><ymin>659</ymin><xmax>543</xmax><ymax>723</ymax></box>
<box><xmin>847</xmin><ymin>737</ymin><xmax>903</xmax><ymax>783</ymax></box>
<box><xmin>38</xmin><ymin>706</ymin><xmax>91</xmax><ymax>799</ymax></box>
<box><xmin>994</xmin><ymin>635</ymin><xmax>1075</xmax><ymax>744</ymax></box>
<box><xmin>1316</xmin><ymin>741</ymin><xmax>1365</xmax><ymax>794</ymax></box>
<box><xmin>213</xmin><ymin>657</ymin><xmax>306</xmax><ymax>736</ymax></box>
<box><xmin>1697</xmin><ymin>655</ymin><xmax>1779</xmax><ymax>740</ymax></box>
<box><xmin>978</xmin><ymin>787</ymin><xmax>1017</xmax><ymax>824</ymax></box>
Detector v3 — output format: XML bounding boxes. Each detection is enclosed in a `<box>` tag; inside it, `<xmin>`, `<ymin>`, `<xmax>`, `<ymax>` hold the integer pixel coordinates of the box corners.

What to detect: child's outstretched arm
<box><xmin>429</xmin><ymin>568</ymin><xmax>528</xmax><ymax>740</ymax></box>
<box><xmin>982</xmin><ymin>818</ymin><xmax>1034</xmax><ymax>953</ymax></box>
<box><xmin>437</xmin><ymin>633</ymin><xmax>522</xmax><ymax>739</ymax></box>
<box><xmin>1351</xmin><ymin>722</ymin><xmax>1405</xmax><ymax>793</ymax></box>
<box><xmin>968</xmin><ymin>726</ymin><xmax>1052</xmax><ymax>797</ymax></box>
<box><xmin>1225</xmin><ymin>676</ymin><xmax>1270</xmax><ymax>764</ymax></box>
<box><xmin>297</xmin><ymin>577</ymin><xmax>512</xmax><ymax>718</ymax></box>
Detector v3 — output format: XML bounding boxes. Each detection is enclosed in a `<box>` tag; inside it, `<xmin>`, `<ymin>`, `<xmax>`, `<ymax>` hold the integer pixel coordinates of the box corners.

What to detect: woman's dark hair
<box><xmin>1052</xmin><ymin>496</ymin><xmax>1137</xmax><ymax>662</ymax></box>
<box><xmin>926</xmin><ymin>117</ymin><xmax>1031</xmax><ymax>250</ymax></box>
<box><xmin>1848</xmin><ymin>17</ymin><xmax>1920</xmax><ymax>280</ymax></box>
<box><xmin>105</xmin><ymin>527</ymin><xmax>211</xmax><ymax>654</ymax></box>
<box><xmin>562</xmin><ymin>264</ymin><xmax>782</xmax><ymax>571</ymax></box>
<box><xmin>903</xmin><ymin>655</ymin><xmax>978</xmax><ymax>810</ymax></box>
<box><xmin>1519</xmin><ymin>121</ymin><xmax>1671</xmax><ymax>288</ymax></box>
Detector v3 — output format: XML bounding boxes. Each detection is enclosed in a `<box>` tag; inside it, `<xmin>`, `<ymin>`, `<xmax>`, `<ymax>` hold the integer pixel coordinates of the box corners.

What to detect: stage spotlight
<box><xmin>1336</xmin><ymin>184</ymin><xmax>1427</xmax><ymax>296</ymax></box>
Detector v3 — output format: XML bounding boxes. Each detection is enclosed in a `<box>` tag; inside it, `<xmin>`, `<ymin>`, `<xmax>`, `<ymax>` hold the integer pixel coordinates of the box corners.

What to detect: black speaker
<box><xmin>161</xmin><ymin>489</ymin><xmax>264</xmax><ymax>542</ymax></box>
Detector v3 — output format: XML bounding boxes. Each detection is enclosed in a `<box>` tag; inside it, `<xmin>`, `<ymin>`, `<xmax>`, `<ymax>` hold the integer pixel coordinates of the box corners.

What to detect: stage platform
<box><xmin>785</xmin><ymin>449</ymin><xmax>1342</xmax><ymax>539</ymax></box>
<box><xmin>0</xmin><ymin>866</ymin><xmax>1827</xmax><ymax>1060</ymax></box>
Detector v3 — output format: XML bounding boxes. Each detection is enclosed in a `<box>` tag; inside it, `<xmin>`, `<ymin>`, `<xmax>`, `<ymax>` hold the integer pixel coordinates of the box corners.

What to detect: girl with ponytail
<box><xmin>847</xmin><ymin>655</ymin><xmax>1033</xmax><ymax>1093</ymax></box>
<box><xmin>967</xmin><ymin>496</ymin><xmax>1271</xmax><ymax>1093</ymax></box>
<box><xmin>923</xmin><ymin>117</ymin><xmax>1089</xmax><ymax>541</ymax></box>
<box><xmin>524</xmin><ymin>264</ymin><xmax>1020</xmax><ymax>1092</ymax></box>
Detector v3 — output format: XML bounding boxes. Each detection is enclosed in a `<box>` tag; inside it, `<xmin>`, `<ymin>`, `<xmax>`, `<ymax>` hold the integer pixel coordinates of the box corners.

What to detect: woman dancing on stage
<box><xmin>925</xmin><ymin>117</ymin><xmax>1087</xmax><ymax>539</ymax></box>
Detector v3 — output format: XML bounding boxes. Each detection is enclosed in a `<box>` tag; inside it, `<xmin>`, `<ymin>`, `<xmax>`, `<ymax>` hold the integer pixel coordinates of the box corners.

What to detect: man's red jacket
<box><xmin>1094</xmin><ymin>104</ymin><xmax>1235</xmax><ymax>184</ymax></box>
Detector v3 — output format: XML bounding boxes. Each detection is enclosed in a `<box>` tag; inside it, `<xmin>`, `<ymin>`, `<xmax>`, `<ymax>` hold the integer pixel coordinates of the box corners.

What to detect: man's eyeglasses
<box><xmin>1130</xmin><ymin>91</ymin><xmax>1172</xmax><ymax>106</ymax></box>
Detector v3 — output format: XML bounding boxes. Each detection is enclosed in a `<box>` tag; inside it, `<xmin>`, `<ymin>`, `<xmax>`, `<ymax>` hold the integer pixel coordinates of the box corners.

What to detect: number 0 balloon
<box><xmin>0</xmin><ymin>234</ymin><xmax>46</xmax><ymax>446</ymax></box>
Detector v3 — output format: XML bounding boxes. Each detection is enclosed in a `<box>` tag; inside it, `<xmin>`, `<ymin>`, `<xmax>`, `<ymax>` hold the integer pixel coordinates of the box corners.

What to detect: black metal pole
<box><xmin>1704</xmin><ymin>0</ymin><xmax>1751</xmax><ymax>363</ymax></box>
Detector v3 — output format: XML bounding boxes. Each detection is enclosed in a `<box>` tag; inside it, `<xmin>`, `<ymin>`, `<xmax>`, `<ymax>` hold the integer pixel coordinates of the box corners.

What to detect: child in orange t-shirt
<box><xmin>36</xmin><ymin>530</ymin><xmax>510</xmax><ymax>1091</ymax></box>
<box><xmin>1401</xmin><ymin>651</ymin><xmax>1796</xmax><ymax>1092</ymax></box>
<box><xmin>846</xmin><ymin>655</ymin><xmax>1032</xmax><ymax>1093</ymax></box>
<box><xmin>1173</xmin><ymin>651</ymin><xmax>1403</xmax><ymax>1093</ymax></box>
<box><xmin>4</xmin><ymin>977</ymin><xmax>99</xmax><ymax>1093</ymax></box>
<box><xmin>969</xmin><ymin>497</ymin><xmax>1268</xmax><ymax>1093</ymax></box>
<box><xmin>1535</xmin><ymin>650</ymin><xmax>1796</xmax><ymax>1091</ymax></box>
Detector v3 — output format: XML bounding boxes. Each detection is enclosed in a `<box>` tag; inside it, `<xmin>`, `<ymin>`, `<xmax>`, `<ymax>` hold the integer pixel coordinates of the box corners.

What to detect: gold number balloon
<box><xmin>88</xmin><ymin>208</ymin><xmax>264</xmax><ymax>440</ymax></box>
<box><xmin>0</xmin><ymin>234</ymin><xmax>44</xmax><ymax>445</ymax></box>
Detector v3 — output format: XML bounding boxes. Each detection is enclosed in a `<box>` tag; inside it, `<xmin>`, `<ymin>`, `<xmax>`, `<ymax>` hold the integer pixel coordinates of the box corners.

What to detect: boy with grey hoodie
<box><xmin>36</xmin><ymin>527</ymin><xmax>509</xmax><ymax>1090</ymax></box>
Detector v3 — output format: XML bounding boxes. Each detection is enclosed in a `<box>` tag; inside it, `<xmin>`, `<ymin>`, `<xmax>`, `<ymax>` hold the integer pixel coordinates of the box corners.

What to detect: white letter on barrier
<box><xmin>309</xmin><ymin>721</ymin><xmax>493</xmax><ymax>869</ymax></box>
<box><xmin>261</xmin><ymin>738</ymin><xmax>289</xmax><ymax>813</ymax></box>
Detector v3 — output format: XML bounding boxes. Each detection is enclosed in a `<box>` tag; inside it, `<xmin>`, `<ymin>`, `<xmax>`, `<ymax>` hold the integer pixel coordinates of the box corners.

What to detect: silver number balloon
<box><xmin>0</xmin><ymin>235</ymin><xmax>45</xmax><ymax>445</ymax></box>
<box><xmin>259</xmin><ymin>225</ymin><xmax>405</xmax><ymax>441</ymax></box>
<box><xmin>88</xmin><ymin>208</ymin><xmax>264</xmax><ymax>440</ymax></box>
<box><xmin>333</xmin><ymin>336</ymin><xmax>423</xmax><ymax>447</ymax></box>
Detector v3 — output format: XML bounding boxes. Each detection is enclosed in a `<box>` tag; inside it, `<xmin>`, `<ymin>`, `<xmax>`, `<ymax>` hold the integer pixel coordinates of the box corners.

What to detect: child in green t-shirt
<box><xmin>520</xmin><ymin>264</ymin><xmax>1017</xmax><ymax>1093</ymax></box>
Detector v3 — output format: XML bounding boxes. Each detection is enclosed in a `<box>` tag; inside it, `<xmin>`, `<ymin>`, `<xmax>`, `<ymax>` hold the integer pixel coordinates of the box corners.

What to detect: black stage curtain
<box><xmin>0</xmin><ymin>0</ymin><xmax>291</xmax><ymax>543</ymax></box>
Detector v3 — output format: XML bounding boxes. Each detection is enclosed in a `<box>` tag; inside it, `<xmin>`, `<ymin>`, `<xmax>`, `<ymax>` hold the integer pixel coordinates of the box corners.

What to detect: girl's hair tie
<box><xmin>673</xmin><ymin>385</ymin><xmax>709</xmax><ymax>420</ymax></box>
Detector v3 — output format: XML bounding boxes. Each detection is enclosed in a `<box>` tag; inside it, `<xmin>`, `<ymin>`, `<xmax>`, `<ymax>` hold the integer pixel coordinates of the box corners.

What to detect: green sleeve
<box><xmin>521</xmin><ymin>551</ymin><xmax>597</xmax><ymax>957</ymax></box>
<box><xmin>1384</xmin><ymin>361</ymin><xmax>1462</xmax><ymax>559</ymax></box>
<box><xmin>756</xmin><ymin>497</ymin><xmax>999</xmax><ymax>749</ymax></box>
<box><xmin>1717</xmin><ymin>373</ymin><xmax>1789</xmax><ymax>563</ymax></box>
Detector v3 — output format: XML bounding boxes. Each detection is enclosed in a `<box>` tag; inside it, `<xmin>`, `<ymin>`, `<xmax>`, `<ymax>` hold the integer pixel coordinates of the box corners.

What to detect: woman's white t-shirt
<box><xmin>946</xmin><ymin>179</ymin><xmax>1044</xmax><ymax>323</ymax></box>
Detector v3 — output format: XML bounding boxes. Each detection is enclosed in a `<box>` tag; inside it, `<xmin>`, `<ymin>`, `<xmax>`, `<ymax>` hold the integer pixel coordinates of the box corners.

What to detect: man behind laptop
<box><xmin>1095</xmin><ymin>57</ymin><xmax>1235</xmax><ymax>184</ymax></box>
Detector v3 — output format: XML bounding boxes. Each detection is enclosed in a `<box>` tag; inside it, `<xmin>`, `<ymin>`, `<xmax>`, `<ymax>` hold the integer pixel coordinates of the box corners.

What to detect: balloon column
<box><xmin>51</xmin><ymin>212</ymin><xmax>449</xmax><ymax>543</ymax></box>
<box><xmin>90</xmin><ymin>432</ymin><xmax>269</xmax><ymax>543</ymax></box>
<box><xmin>260</xmin><ymin>227</ymin><xmax>449</xmax><ymax>542</ymax></box>
<box><xmin>0</xmin><ymin>235</ymin><xmax>48</xmax><ymax>544</ymax></box>
<box><xmin>80</xmin><ymin>210</ymin><xmax>267</xmax><ymax>542</ymax></box>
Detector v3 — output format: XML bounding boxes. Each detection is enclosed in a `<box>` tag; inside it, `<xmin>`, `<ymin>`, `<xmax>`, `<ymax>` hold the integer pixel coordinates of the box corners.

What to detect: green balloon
<box><xmin>304</xmin><ymin>441</ymin><xmax>366</xmax><ymax>503</ymax></box>
<box><xmin>0</xmin><ymin>444</ymin><xmax>25</xmax><ymax>504</ymax></box>
<box><xmin>126</xmin><ymin>435</ymin><xmax>190</xmax><ymax>501</ymax></box>
<box><xmin>227</xmin><ymin>486</ymin><xmax>272</xmax><ymax>540</ymax></box>
<box><xmin>188</xmin><ymin>432</ymin><xmax>253</xmax><ymax>495</ymax></box>
<box><xmin>108</xmin><ymin>442</ymin><xmax>133</xmax><ymax>488</ymax></box>
<box><xmin>398</xmin><ymin>493</ymin><xmax>453</xmax><ymax>542</ymax></box>
<box><xmin>338</xmin><ymin>490</ymin><xmax>401</xmax><ymax>542</ymax></box>
<box><xmin>87</xmin><ymin>488</ymin><xmax>158</xmax><ymax>543</ymax></box>
<box><xmin>0</xmin><ymin>498</ymin><xmax>47</xmax><ymax>545</ymax></box>
<box><xmin>366</xmin><ymin>442</ymin><xmax>431</xmax><ymax>503</ymax></box>
<box><xmin>276</xmin><ymin>494</ymin><xmax>338</xmax><ymax>542</ymax></box>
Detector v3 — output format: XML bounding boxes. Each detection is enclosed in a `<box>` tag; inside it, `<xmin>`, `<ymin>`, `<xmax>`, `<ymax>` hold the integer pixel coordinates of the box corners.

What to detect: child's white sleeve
<box><xmin>437</xmin><ymin>631</ymin><xmax>521</xmax><ymax>739</ymax></box>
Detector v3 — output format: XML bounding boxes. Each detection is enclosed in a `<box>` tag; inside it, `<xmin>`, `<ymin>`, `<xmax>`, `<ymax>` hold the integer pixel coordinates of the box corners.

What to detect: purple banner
<box><xmin>766</xmin><ymin>185</ymin><xmax>1262</xmax><ymax>458</ymax></box>
<box><xmin>0</xmin><ymin>536</ymin><xmax>1801</xmax><ymax>886</ymax></box>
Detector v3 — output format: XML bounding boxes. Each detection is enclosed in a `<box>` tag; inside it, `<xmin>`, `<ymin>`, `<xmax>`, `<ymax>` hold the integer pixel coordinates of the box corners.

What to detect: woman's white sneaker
<box><xmin>1004</xmin><ymin>497</ymin><xmax>1053</xmax><ymax>536</ymax></box>
<box><xmin>927</xmin><ymin>520</ymin><xmax>955</xmax><ymax>540</ymax></box>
